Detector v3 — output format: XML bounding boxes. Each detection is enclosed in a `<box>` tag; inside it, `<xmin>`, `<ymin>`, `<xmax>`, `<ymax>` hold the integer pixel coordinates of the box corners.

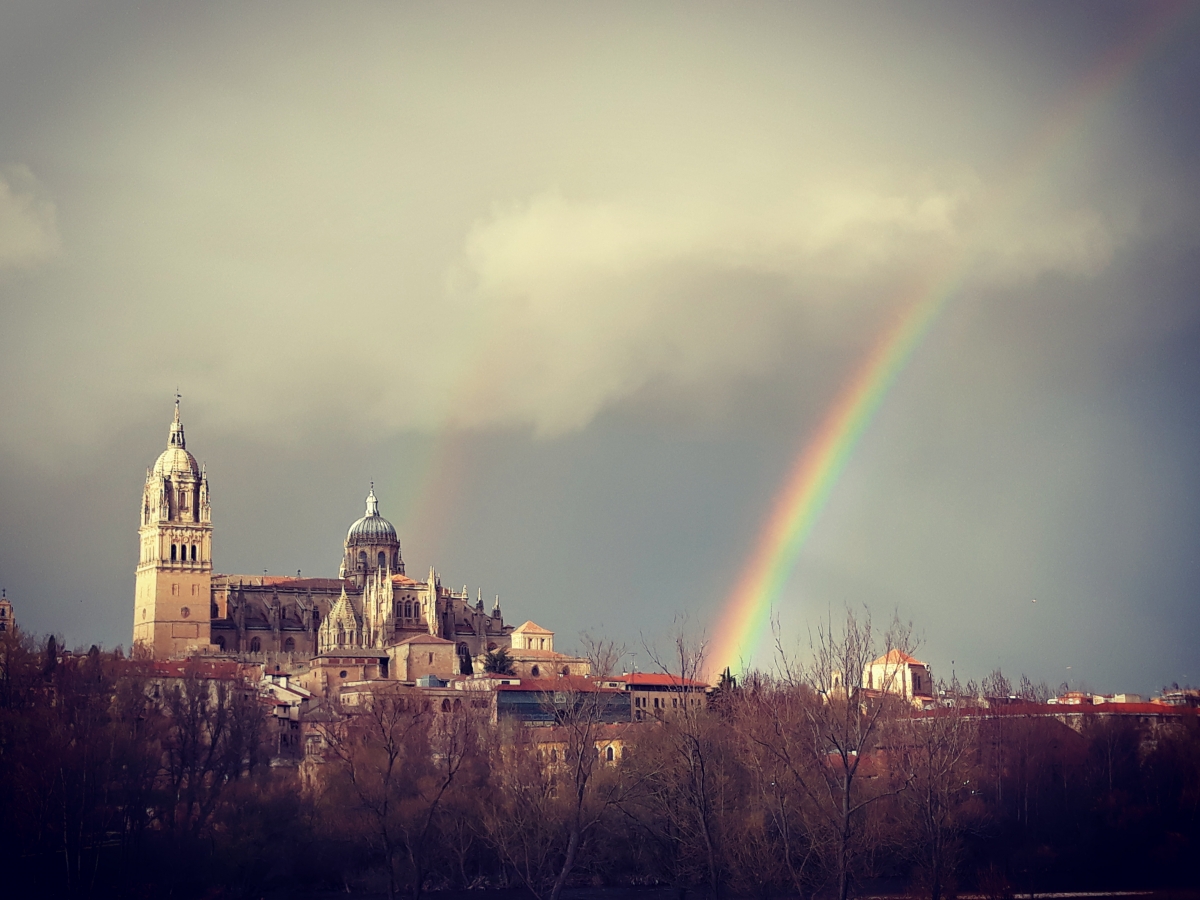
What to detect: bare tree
<box><xmin>634</xmin><ymin>630</ymin><xmax>729</xmax><ymax>897</ymax></box>
<box><xmin>896</xmin><ymin>676</ymin><xmax>981</xmax><ymax>900</ymax></box>
<box><xmin>778</xmin><ymin>608</ymin><xmax>914</xmax><ymax>900</ymax></box>
<box><xmin>319</xmin><ymin>688</ymin><xmax>477</xmax><ymax>900</ymax></box>
<box><xmin>318</xmin><ymin>691</ymin><xmax>425</xmax><ymax>899</ymax></box>
<box><xmin>982</xmin><ymin>668</ymin><xmax>1012</xmax><ymax>702</ymax></box>
<box><xmin>544</xmin><ymin>639</ymin><xmax>632</xmax><ymax>900</ymax></box>
<box><xmin>480</xmin><ymin>721</ymin><xmax>563</xmax><ymax>896</ymax></box>
<box><xmin>396</xmin><ymin>699</ymin><xmax>479</xmax><ymax>900</ymax></box>
<box><xmin>729</xmin><ymin>674</ymin><xmax>821</xmax><ymax>898</ymax></box>
<box><xmin>483</xmin><ymin>639</ymin><xmax>635</xmax><ymax>900</ymax></box>
<box><xmin>1016</xmin><ymin>674</ymin><xmax>1051</xmax><ymax>705</ymax></box>
<box><xmin>160</xmin><ymin>664</ymin><xmax>264</xmax><ymax>841</ymax></box>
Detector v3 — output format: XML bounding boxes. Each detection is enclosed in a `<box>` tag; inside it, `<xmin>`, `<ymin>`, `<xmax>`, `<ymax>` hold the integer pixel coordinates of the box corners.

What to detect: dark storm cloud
<box><xmin>0</xmin><ymin>1</ymin><xmax>1198</xmax><ymax>694</ymax></box>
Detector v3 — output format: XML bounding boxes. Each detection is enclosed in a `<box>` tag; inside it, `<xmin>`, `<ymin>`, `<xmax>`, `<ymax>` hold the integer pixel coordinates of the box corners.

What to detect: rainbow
<box><xmin>707</xmin><ymin>3</ymin><xmax>1192</xmax><ymax>677</ymax></box>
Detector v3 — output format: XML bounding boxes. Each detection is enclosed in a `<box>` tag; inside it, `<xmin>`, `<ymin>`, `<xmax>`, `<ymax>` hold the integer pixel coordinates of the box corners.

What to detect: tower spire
<box><xmin>168</xmin><ymin>393</ymin><xmax>186</xmax><ymax>449</ymax></box>
<box><xmin>365</xmin><ymin>484</ymin><xmax>379</xmax><ymax>517</ymax></box>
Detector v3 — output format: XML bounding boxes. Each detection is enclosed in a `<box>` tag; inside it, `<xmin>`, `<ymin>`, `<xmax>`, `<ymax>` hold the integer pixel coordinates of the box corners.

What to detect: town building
<box><xmin>505</xmin><ymin>621</ymin><xmax>591</xmax><ymax>678</ymax></box>
<box><xmin>862</xmin><ymin>649</ymin><xmax>934</xmax><ymax>707</ymax></box>
<box><xmin>0</xmin><ymin>589</ymin><xmax>13</xmax><ymax>633</ymax></box>
<box><xmin>622</xmin><ymin>672</ymin><xmax>709</xmax><ymax>721</ymax></box>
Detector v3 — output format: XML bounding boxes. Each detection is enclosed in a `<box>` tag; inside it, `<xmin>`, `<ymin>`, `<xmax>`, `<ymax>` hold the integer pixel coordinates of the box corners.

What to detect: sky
<box><xmin>1</xmin><ymin>1</ymin><xmax>1199</xmax><ymax>696</ymax></box>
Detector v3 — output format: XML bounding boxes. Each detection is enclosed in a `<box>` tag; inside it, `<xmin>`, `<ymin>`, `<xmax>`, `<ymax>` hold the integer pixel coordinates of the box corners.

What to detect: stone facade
<box><xmin>134</xmin><ymin>402</ymin><xmax>516</xmax><ymax>673</ymax></box>
<box><xmin>209</xmin><ymin>575</ymin><xmax>343</xmax><ymax>657</ymax></box>
<box><xmin>862</xmin><ymin>649</ymin><xmax>934</xmax><ymax>707</ymax></box>
<box><xmin>0</xmin><ymin>589</ymin><xmax>14</xmax><ymax>634</ymax></box>
<box><xmin>132</xmin><ymin>398</ymin><xmax>214</xmax><ymax>658</ymax></box>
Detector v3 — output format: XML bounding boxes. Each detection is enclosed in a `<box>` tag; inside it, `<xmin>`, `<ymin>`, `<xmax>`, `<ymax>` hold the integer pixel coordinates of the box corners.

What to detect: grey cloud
<box><xmin>1</xmin><ymin>1</ymin><xmax>1198</xmax><ymax>695</ymax></box>
<box><xmin>0</xmin><ymin>166</ymin><xmax>59</xmax><ymax>270</ymax></box>
<box><xmin>443</xmin><ymin>171</ymin><xmax>1135</xmax><ymax>435</ymax></box>
<box><xmin>0</xmin><ymin>1</ymin><xmax>1152</xmax><ymax>458</ymax></box>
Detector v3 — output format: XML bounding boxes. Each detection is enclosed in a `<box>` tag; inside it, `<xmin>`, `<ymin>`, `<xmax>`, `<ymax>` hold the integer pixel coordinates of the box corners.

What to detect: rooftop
<box><xmin>394</xmin><ymin>633</ymin><xmax>455</xmax><ymax>646</ymax></box>
<box><xmin>621</xmin><ymin>672</ymin><xmax>710</xmax><ymax>689</ymax></box>
<box><xmin>513</xmin><ymin>620</ymin><xmax>553</xmax><ymax>634</ymax></box>
<box><xmin>495</xmin><ymin>675</ymin><xmax>625</xmax><ymax>694</ymax></box>
<box><xmin>871</xmin><ymin>649</ymin><xmax>927</xmax><ymax>667</ymax></box>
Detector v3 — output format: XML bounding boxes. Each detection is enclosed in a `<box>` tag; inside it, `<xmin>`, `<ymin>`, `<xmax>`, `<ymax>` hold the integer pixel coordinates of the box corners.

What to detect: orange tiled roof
<box><xmin>394</xmin><ymin>633</ymin><xmax>455</xmax><ymax>645</ymax></box>
<box><xmin>513</xmin><ymin>621</ymin><xmax>553</xmax><ymax>634</ymax></box>
<box><xmin>118</xmin><ymin>658</ymin><xmax>243</xmax><ymax>680</ymax></box>
<box><xmin>872</xmin><ymin>649</ymin><xmax>926</xmax><ymax>667</ymax></box>
<box><xmin>621</xmin><ymin>672</ymin><xmax>709</xmax><ymax>689</ymax></box>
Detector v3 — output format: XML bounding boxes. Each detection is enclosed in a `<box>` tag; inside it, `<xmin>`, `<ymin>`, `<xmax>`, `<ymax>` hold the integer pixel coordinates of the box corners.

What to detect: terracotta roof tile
<box><xmin>394</xmin><ymin>633</ymin><xmax>455</xmax><ymax>646</ymax></box>
<box><xmin>872</xmin><ymin>649</ymin><xmax>926</xmax><ymax>667</ymax></box>
<box><xmin>621</xmin><ymin>672</ymin><xmax>709</xmax><ymax>689</ymax></box>
<box><xmin>513</xmin><ymin>621</ymin><xmax>553</xmax><ymax>634</ymax></box>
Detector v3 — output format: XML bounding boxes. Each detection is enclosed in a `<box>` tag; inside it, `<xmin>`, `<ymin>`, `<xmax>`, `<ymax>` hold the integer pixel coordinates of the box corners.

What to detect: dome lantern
<box><xmin>344</xmin><ymin>485</ymin><xmax>403</xmax><ymax>585</ymax></box>
<box><xmin>152</xmin><ymin>396</ymin><xmax>200</xmax><ymax>478</ymax></box>
<box><xmin>346</xmin><ymin>486</ymin><xmax>398</xmax><ymax>544</ymax></box>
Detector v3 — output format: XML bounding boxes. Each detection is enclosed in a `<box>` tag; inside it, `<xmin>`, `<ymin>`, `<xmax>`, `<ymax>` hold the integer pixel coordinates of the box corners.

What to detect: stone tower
<box><xmin>133</xmin><ymin>397</ymin><xmax>213</xmax><ymax>658</ymax></box>
<box><xmin>0</xmin><ymin>588</ymin><xmax>14</xmax><ymax>634</ymax></box>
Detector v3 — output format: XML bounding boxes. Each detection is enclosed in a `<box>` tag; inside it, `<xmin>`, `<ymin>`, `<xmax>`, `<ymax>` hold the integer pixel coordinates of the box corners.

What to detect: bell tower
<box><xmin>132</xmin><ymin>396</ymin><xmax>213</xmax><ymax>658</ymax></box>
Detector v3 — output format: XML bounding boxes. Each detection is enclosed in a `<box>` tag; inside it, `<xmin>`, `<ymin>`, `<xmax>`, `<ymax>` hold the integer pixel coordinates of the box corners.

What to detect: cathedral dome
<box><xmin>152</xmin><ymin>399</ymin><xmax>200</xmax><ymax>478</ymax></box>
<box><xmin>347</xmin><ymin>487</ymin><xmax>397</xmax><ymax>545</ymax></box>
<box><xmin>153</xmin><ymin>446</ymin><xmax>200</xmax><ymax>478</ymax></box>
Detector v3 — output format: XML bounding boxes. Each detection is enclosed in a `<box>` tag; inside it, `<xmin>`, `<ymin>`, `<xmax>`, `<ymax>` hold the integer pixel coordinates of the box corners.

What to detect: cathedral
<box><xmin>133</xmin><ymin>399</ymin><xmax>515</xmax><ymax>674</ymax></box>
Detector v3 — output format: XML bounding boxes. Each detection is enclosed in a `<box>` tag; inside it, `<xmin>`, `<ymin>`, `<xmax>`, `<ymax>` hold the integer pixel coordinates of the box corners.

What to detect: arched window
<box><xmin>550</xmin><ymin>748</ymin><xmax>558</xmax><ymax>763</ymax></box>
<box><xmin>284</xmin><ymin>637</ymin><xmax>295</xmax><ymax>653</ymax></box>
<box><xmin>358</xmin><ymin>551</ymin><xmax>367</xmax><ymax>571</ymax></box>
<box><xmin>171</xmin><ymin>544</ymin><xmax>177</xmax><ymax>562</ymax></box>
<box><xmin>606</xmin><ymin>745</ymin><xmax>615</xmax><ymax>762</ymax></box>
<box><xmin>250</xmin><ymin>637</ymin><xmax>261</xmax><ymax>653</ymax></box>
<box><xmin>405</xmin><ymin>601</ymin><xmax>413</xmax><ymax>618</ymax></box>
<box><xmin>377</xmin><ymin>551</ymin><xmax>386</xmax><ymax>569</ymax></box>
<box><xmin>531</xmin><ymin>665</ymin><xmax>540</xmax><ymax>677</ymax></box>
<box><xmin>191</xmin><ymin>544</ymin><xmax>197</xmax><ymax>562</ymax></box>
<box><xmin>337</xmin><ymin>625</ymin><xmax>345</xmax><ymax>646</ymax></box>
<box><xmin>441</xmin><ymin>699</ymin><xmax>451</xmax><ymax>712</ymax></box>
<box><xmin>453</xmin><ymin>698</ymin><xmax>462</xmax><ymax>712</ymax></box>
